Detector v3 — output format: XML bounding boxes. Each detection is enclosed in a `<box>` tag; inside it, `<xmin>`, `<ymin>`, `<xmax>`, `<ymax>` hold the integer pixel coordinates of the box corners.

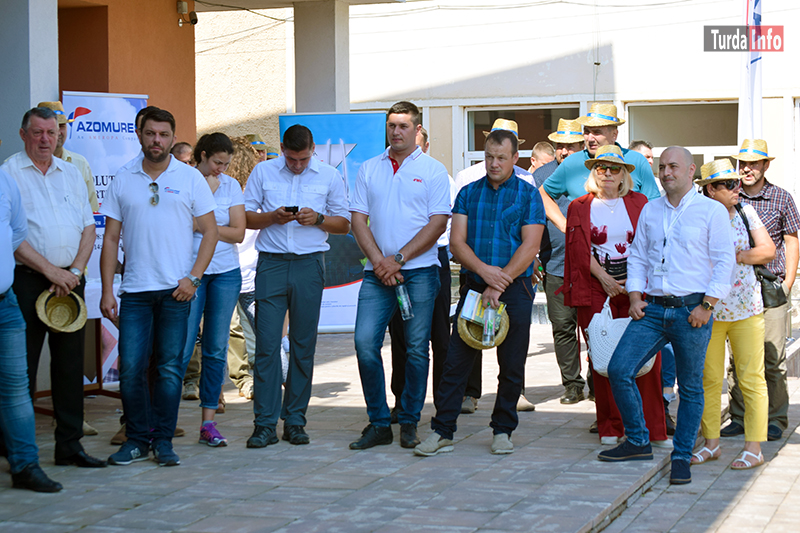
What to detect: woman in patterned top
<box><xmin>693</xmin><ymin>159</ymin><xmax>775</xmax><ymax>470</ymax></box>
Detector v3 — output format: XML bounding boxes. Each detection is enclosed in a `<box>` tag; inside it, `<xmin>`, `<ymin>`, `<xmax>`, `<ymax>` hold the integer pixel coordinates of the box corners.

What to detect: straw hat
<box><xmin>696</xmin><ymin>159</ymin><xmax>738</xmax><ymax>186</ymax></box>
<box><xmin>576</xmin><ymin>103</ymin><xmax>626</xmax><ymax>127</ymax></box>
<box><xmin>36</xmin><ymin>290</ymin><xmax>87</xmax><ymax>333</ymax></box>
<box><xmin>731</xmin><ymin>139</ymin><xmax>775</xmax><ymax>161</ymax></box>
<box><xmin>246</xmin><ymin>133</ymin><xmax>267</xmax><ymax>149</ymax></box>
<box><xmin>37</xmin><ymin>101</ymin><xmax>73</xmax><ymax>125</ymax></box>
<box><xmin>482</xmin><ymin>119</ymin><xmax>526</xmax><ymax>146</ymax></box>
<box><xmin>264</xmin><ymin>146</ymin><xmax>279</xmax><ymax>160</ymax></box>
<box><xmin>584</xmin><ymin>145</ymin><xmax>635</xmax><ymax>172</ymax></box>
<box><xmin>457</xmin><ymin>310</ymin><xmax>510</xmax><ymax>350</ymax></box>
<box><xmin>548</xmin><ymin>119</ymin><xmax>584</xmax><ymax>144</ymax></box>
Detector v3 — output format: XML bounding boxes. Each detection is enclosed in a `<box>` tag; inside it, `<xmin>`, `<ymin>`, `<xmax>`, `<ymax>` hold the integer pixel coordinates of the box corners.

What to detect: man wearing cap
<box><xmin>0</xmin><ymin>167</ymin><xmax>63</xmax><ymax>492</ymax></box>
<box><xmin>452</xmin><ymin>118</ymin><xmax>537</xmax><ymax>414</ymax></box>
<box><xmin>1</xmin><ymin>107</ymin><xmax>105</xmax><ymax>469</ymax></box>
<box><xmin>531</xmin><ymin>118</ymin><xmax>587</xmax><ymax>405</ymax></box>
<box><xmin>38</xmin><ymin>101</ymin><xmax>99</xmax><ymax>212</ymax></box>
<box><xmin>350</xmin><ymin>101</ymin><xmax>451</xmax><ymax>450</ymax></box>
<box><xmin>722</xmin><ymin>139</ymin><xmax>800</xmax><ymax>442</ymax></box>
<box><xmin>246</xmin><ymin>134</ymin><xmax>269</xmax><ymax>162</ymax></box>
<box><xmin>599</xmin><ymin>146</ymin><xmax>735</xmax><ymax>486</ymax></box>
<box><xmin>415</xmin><ymin>128</ymin><xmax>545</xmax><ymax>457</ymax></box>
<box><xmin>540</xmin><ymin>103</ymin><xmax>661</xmax><ymax>235</ymax></box>
<box><xmin>243</xmin><ymin>124</ymin><xmax>350</xmax><ymax>448</ymax></box>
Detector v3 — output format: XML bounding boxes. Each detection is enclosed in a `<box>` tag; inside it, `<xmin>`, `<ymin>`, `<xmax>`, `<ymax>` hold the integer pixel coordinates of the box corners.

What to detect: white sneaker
<box><xmin>414</xmin><ymin>432</ymin><xmax>454</xmax><ymax>457</ymax></box>
<box><xmin>491</xmin><ymin>433</ymin><xmax>514</xmax><ymax>454</ymax></box>
<box><xmin>651</xmin><ymin>439</ymin><xmax>673</xmax><ymax>449</ymax></box>
<box><xmin>600</xmin><ymin>436</ymin><xmax>620</xmax><ymax>445</ymax></box>
<box><xmin>517</xmin><ymin>394</ymin><xmax>536</xmax><ymax>412</ymax></box>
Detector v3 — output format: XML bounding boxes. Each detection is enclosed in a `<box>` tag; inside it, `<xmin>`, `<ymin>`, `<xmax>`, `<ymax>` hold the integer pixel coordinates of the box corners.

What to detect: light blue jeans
<box><xmin>0</xmin><ymin>289</ymin><xmax>40</xmax><ymax>473</ymax></box>
<box><xmin>354</xmin><ymin>267</ymin><xmax>439</xmax><ymax>427</ymax></box>
<box><xmin>182</xmin><ymin>268</ymin><xmax>242</xmax><ymax>409</ymax></box>
<box><xmin>607</xmin><ymin>302</ymin><xmax>713</xmax><ymax>462</ymax></box>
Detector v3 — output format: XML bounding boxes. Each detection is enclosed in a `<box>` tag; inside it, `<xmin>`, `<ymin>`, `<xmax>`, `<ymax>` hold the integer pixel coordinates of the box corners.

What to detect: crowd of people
<box><xmin>0</xmin><ymin>98</ymin><xmax>796</xmax><ymax>492</ymax></box>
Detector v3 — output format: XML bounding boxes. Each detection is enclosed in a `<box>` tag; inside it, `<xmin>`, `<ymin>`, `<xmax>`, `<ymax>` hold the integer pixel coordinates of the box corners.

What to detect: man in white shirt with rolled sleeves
<box><xmin>599</xmin><ymin>146</ymin><xmax>735</xmax><ymax>487</ymax></box>
<box><xmin>243</xmin><ymin>124</ymin><xmax>350</xmax><ymax>448</ymax></box>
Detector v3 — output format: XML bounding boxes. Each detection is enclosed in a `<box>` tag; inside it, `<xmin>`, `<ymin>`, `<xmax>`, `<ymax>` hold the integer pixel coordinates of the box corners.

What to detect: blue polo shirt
<box><xmin>453</xmin><ymin>175</ymin><xmax>545</xmax><ymax>282</ymax></box>
<box><xmin>542</xmin><ymin>142</ymin><xmax>660</xmax><ymax>202</ymax></box>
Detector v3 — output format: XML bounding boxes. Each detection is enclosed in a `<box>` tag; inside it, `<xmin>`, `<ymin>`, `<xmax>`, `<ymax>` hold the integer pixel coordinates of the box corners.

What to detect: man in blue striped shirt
<box><xmin>415</xmin><ymin>129</ymin><xmax>546</xmax><ymax>456</ymax></box>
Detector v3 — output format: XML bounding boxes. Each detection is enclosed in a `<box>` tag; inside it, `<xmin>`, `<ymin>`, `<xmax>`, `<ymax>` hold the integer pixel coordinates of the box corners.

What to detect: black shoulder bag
<box><xmin>734</xmin><ymin>203</ymin><xmax>788</xmax><ymax>308</ymax></box>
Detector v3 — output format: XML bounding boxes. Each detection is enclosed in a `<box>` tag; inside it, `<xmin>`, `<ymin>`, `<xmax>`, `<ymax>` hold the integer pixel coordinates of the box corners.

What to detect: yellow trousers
<box><xmin>702</xmin><ymin>313</ymin><xmax>768</xmax><ymax>441</ymax></box>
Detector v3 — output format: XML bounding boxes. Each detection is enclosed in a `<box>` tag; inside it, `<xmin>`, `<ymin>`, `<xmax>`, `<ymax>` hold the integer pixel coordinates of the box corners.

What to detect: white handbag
<box><xmin>586</xmin><ymin>297</ymin><xmax>655</xmax><ymax>378</ymax></box>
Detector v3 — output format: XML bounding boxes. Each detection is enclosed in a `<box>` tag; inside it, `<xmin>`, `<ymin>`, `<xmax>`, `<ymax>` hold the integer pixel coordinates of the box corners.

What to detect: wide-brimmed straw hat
<box><xmin>264</xmin><ymin>146</ymin><xmax>279</xmax><ymax>159</ymax></box>
<box><xmin>576</xmin><ymin>103</ymin><xmax>626</xmax><ymax>127</ymax></box>
<box><xmin>37</xmin><ymin>101</ymin><xmax>73</xmax><ymax>125</ymax></box>
<box><xmin>246</xmin><ymin>133</ymin><xmax>267</xmax><ymax>149</ymax></box>
<box><xmin>696</xmin><ymin>159</ymin><xmax>739</xmax><ymax>186</ymax></box>
<box><xmin>548</xmin><ymin>119</ymin><xmax>584</xmax><ymax>144</ymax></box>
<box><xmin>36</xmin><ymin>290</ymin><xmax>87</xmax><ymax>333</ymax></box>
<box><xmin>731</xmin><ymin>139</ymin><xmax>775</xmax><ymax>161</ymax></box>
<box><xmin>457</xmin><ymin>309</ymin><xmax>510</xmax><ymax>350</ymax></box>
<box><xmin>584</xmin><ymin>145</ymin><xmax>635</xmax><ymax>172</ymax></box>
<box><xmin>482</xmin><ymin>119</ymin><xmax>526</xmax><ymax>146</ymax></box>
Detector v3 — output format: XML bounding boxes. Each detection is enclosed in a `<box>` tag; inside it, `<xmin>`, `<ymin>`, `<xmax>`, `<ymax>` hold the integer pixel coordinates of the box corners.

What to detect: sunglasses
<box><xmin>149</xmin><ymin>182</ymin><xmax>159</xmax><ymax>206</ymax></box>
<box><xmin>715</xmin><ymin>179</ymin><xmax>740</xmax><ymax>191</ymax></box>
<box><xmin>595</xmin><ymin>165</ymin><xmax>622</xmax><ymax>175</ymax></box>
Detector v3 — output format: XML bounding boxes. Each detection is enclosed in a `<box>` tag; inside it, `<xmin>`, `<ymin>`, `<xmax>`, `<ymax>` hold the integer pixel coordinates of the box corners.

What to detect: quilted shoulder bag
<box><xmin>587</xmin><ymin>297</ymin><xmax>655</xmax><ymax>377</ymax></box>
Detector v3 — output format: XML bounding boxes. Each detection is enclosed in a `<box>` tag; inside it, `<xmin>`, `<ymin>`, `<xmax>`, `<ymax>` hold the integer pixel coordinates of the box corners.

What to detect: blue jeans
<box><xmin>354</xmin><ymin>267</ymin><xmax>439</xmax><ymax>426</ymax></box>
<box><xmin>119</xmin><ymin>289</ymin><xmax>190</xmax><ymax>447</ymax></box>
<box><xmin>182</xmin><ymin>268</ymin><xmax>242</xmax><ymax>409</ymax></box>
<box><xmin>607</xmin><ymin>303</ymin><xmax>713</xmax><ymax>462</ymax></box>
<box><xmin>0</xmin><ymin>289</ymin><xmax>40</xmax><ymax>473</ymax></box>
<box><xmin>661</xmin><ymin>343</ymin><xmax>676</xmax><ymax>391</ymax></box>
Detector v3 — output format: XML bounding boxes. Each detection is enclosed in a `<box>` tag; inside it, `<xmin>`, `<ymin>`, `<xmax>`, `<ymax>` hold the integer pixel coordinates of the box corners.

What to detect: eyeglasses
<box><xmin>595</xmin><ymin>165</ymin><xmax>622</xmax><ymax>175</ymax></box>
<box><xmin>715</xmin><ymin>179</ymin><xmax>740</xmax><ymax>191</ymax></box>
<box><xmin>149</xmin><ymin>182</ymin><xmax>159</xmax><ymax>206</ymax></box>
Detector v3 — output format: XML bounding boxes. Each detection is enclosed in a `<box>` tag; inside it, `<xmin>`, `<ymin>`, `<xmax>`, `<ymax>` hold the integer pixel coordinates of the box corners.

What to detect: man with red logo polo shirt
<box><xmin>349</xmin><ymin>101</ymin><xmax>451</xmax><ymax>450</ymax></box>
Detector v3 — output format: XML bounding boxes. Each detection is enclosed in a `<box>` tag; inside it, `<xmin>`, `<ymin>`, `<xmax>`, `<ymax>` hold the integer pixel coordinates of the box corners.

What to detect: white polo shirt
<box><xmin>244</xmin><ymin>155</ymin><xmax>350</xmax><ymax>255</ymax></box>
<box><xmin>196</xmin><ymin>174</ymin><xmax>244</xmax><ymax>275</ymax></box>
<box><xmin>350</xmin><ymin>146</ymin><xmax>452</xmax><ymax>271</ymax></box>
<box><xmin>100</xmin><ymin>155</ymin><xmax>216</xmax><ymax>293</ymax></box>
<box><xmin>2</xmin><ymin>152</ymin><xmax>95</xmax><ymax>268</ymax></box>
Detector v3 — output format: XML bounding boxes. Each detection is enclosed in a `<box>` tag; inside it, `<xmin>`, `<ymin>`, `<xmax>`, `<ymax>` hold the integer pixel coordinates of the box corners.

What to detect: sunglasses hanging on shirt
<box><xmin>149</xmin><ymin>182</ymin><xmax>159</xmax><ymax>206</ymax></box>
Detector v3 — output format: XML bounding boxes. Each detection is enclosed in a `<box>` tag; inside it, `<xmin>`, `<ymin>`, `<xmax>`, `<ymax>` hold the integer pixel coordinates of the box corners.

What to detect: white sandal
<box><xmin>731</xmin><ymin>450</ymin><xmax>764</xmax><ymax>470</ymax></box>
<box><xmin>691</xmin><ymin>445</ymin><xmax>720</xmax><ymax>464</ymax></box>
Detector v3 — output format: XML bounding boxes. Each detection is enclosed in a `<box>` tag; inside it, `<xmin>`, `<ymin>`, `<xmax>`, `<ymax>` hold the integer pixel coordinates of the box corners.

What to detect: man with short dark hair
<box><xmin>2</xmin><ymin>107</ymin><xmax>105</xmax><ymax>469</ymax></box>
<box><xmin>243</xmin><ymin>124</ymin><xmax>350</xmax><ymax>448</ymax></box>
<box><xmin>350</xmin><ymin>101</ymin><xmax>451</xmax><ymax>450</ymax></box>
<box><xmin>415</xmin><ymin>129</ymin><xmax>545</xmax><ymax>456</ymax></box>
<box><xmin>101</xmin><ymin>108</ymin><xmax>219</xmax><ymax>467</ymax></box>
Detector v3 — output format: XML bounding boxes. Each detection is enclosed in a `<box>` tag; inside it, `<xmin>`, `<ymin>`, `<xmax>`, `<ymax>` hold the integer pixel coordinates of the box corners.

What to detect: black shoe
<box><xmin>282</xmin><ymin>425</ymin><xmax>310</xmax><ymax>445</ymax></box>
<box><xmin>400</xmin><ymin>424</ymin><xmax>420</xmax><ymax>448</ymax></box>
<box><xmin>720</xmin><ymin>420</ymin><xmax>745</xmax><ymax>438</ymax></box>
<box><xmin>598</xmin><ymin>440</ymin><xmax>653</xmax><ymax>462</ymax></box>
<box><xmin>247</xmin><ymin>425</ymin><xmax>278</xmax><ymax>448</ymax></box>
<box><xmin>55</xmin><ymin>450</ymin><xmax>108</xmax><ymax>468</ymax></box>
<box><xmin>589</xmin><ymin>420</ymin><xmax>599</xmax><ymax>434</ymax></box>
<box><xmin>669</xmin><ymin>458</ymin><xmax>692</xmax><ymax>485</ymax></box>
<box><xmin>12</xmin><ymin>463</ymin><xmax>63</xmax><ymax>493</ymax></box>
<box><xmin>663</xmin><ymin>398</ymin><xmax>676</xmax><ymax>436</ymax></box>
<box><xmin>390</xmin><ymin>407</ymin><xmax>399</xmax><ymax>425</ymax></box>
<box><xmin>767</xmin><ymin>424</ymin><xmax>783</xmax><ymax>442</ymax></box>
<box><xmin>349</xmin><ymin>424</ymin><xmax>393</xmax><ymax>450</ymax></box>
<box><xmin>560</xmin><ymin>386</ymin><xmax>584</xmax><ymax>405</ymax></box>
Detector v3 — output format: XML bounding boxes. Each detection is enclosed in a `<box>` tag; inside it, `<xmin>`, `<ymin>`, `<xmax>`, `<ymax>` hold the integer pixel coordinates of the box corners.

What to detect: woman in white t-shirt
<box><xmin>692</xmin><ymin>160</ymin><xmax>774</xmax><ymax>470</ymax></box>
<box><xmin>181</xmin><ymin>133</ymin><xmax>245</xmax><ymax>447</ymax></box>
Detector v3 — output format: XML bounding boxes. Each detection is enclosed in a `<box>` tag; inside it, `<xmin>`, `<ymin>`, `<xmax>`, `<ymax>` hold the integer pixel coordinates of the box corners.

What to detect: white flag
<box><xmin>738</xmin><ymin>0</ymin><xmax>763</xmax><ymax>143</ymax></box>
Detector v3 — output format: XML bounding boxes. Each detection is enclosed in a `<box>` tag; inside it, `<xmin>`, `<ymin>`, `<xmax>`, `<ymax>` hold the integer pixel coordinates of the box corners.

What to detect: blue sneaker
<box><xmin>152</xmin><ymin>440</ymin><xmax>181</xmax><ymax>466</ymax></box>
<box><xmin>108</xmin><ymin>442</ymin><xmax>149</xmax><ymax>465</ymax></box>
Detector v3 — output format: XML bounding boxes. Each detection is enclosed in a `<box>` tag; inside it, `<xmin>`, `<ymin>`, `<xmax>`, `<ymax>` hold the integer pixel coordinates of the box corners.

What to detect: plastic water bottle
<box><xmin>396</xmin><ymin>283</ymin><xmax>414</xmax><ymax>321</ymax></box>
<box><xmin>483</xmin><ymin>307</ymin><xmax>496</xmax><ymax>346</ymax></box>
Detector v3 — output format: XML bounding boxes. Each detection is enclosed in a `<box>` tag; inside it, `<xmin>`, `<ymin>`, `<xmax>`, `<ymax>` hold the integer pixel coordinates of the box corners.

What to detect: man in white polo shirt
<box><xmin>100</xmin><ymin>108</ymin><xmax>218</xmax><ymax>467</ymax></box>
<box><xmin>349</xmin><ymin>101</ymin><xmax>451</xmax><ymax>450</ymax></box>
<box><xmin>243</xmin><ymin>124</ymin><xmax>350</xmax><ymax>448</ymax></box>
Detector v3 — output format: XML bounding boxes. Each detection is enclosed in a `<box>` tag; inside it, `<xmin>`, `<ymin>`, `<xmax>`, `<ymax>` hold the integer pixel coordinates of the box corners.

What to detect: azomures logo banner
<box><xmin>68</xmin><ymin>106</ymin><xmax>137</xmax><ymax>141</ymax></box>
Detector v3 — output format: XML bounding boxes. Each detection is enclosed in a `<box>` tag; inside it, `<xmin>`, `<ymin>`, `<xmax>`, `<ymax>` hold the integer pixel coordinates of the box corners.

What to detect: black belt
<box><xmin>645</xmin><ymin>293</ymin><xmax>704</xmax><ymax>308</ymax></box>
<box><xmin>260</xmin><ymin>251</ymin><xmax>322</xmax><ymax>261</ymax></box>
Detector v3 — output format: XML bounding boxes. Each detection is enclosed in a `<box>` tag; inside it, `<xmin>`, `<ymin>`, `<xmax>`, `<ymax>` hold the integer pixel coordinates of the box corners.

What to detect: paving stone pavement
<box><xmin>0</xmin><ymin>324</ymin><xmax>797</xmax><ymax>532</ymax></box>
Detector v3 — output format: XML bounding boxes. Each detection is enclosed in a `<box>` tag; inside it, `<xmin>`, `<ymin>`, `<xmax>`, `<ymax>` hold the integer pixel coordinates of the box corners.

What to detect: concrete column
<box><xmin>0</xmin><ymin>0</ymin><xmax>59</xmax><ymax>161</ymax></box>
<box><xmin>293</xmin><ymin>0</ymin><xmax>350</xmax><ymax>113</ymax></box>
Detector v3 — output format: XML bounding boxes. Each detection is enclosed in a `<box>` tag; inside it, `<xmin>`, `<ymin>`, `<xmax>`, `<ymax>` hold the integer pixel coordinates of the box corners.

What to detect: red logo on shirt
<box><xmin>413</xmin><ymin>178</ymin><xmax>422</xmax><ymax>183</ymax></box>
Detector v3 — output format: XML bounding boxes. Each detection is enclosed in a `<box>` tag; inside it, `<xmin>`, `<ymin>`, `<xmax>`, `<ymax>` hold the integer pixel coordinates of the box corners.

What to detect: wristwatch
<box><xmin>69</xmin><ymin>267</ymin><xmax>83</xmax><ymax>279</ymax></box>
<box><xmin>394</xmin><ymin>253</ymin><xmax>405</xmax><ymax>266</ymax></box>
<box><xmin>314</xmin><ymin>213</ymin><xmax>325</xmax><ymax>226</ymax></box>
<box><xmin>701</xmin><ymin>300</ymin><xmax>715</xmax><ymax>311</ymax></box>
<box><xmin>188</xmin><ymin>274</ymin><xmax>202</xmax><ymax>288</ymax></box>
